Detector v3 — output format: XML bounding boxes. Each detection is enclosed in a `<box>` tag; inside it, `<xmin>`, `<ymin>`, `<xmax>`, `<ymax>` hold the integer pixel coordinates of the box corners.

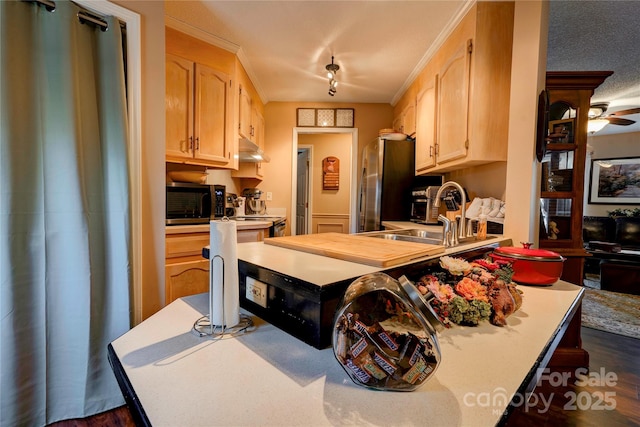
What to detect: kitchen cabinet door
<box><xmin>232</xmin><ymin>161</ymin><xmax>263</xmax><ymax>179</ymax></box>
<box><xmin>165</xmin><ymin>54</ymin><xmax>233</xmax><ymax>168</ymax></box>
<box><xmin>252</xmin><ymin>106</ymin><xmax>264</xmax><ymax>149</ymax></box>
<box><xmin>194</xmin><ymin>64</ymin><xmax>232</xmax><ymax>164</ymax></box>
<box><xmin>233</xmin><ymin>94</ymin><xmax>265</xmax><ymax>179</ymax></box>
<box><xmin>237</xmin><ymin>228</ymin><xmax>266</xmax><ymax>243</ymax></box>
<box><xmin>436</xmin><ymin>39</ymin><xmax>471</xmax><ymax>165</ymax></box>
<box><xmin>402</xmin><ymin>102</ymin><xmax>416</xmax><ymax>136</ymax></box>
<box><xmin>165</xmin><ymin>259</ymin><xmax>209</xmax><ymax>305</ymax></box>
<box><xmin>415</xmin><ymin>76</ymin><xmax>438</xmax><ymax>172</ymax></box>
<box><xmin>166</xmin><ymin>54</ymin><xmax>194</xmax><ymax>160</ymax></box>
<box><xmin>238</xmin><ymin>84</ymin><xmax>253</xmax><ymax>140</ymax></box>
<box><xmin>393</xmin><ymin>101</ymin><xmax>416</xmax><ymax>136</ymax></box>
<box><xmin>253</xmin><ymin>110</ymin><xmax>265</xmax><ymax>177</ymax></box>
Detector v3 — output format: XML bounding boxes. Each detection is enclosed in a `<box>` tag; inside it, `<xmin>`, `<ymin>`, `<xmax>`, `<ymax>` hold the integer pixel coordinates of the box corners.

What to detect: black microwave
<box><xmin>166</xmin><ymin>183</ymin><xmax>226</xmax><ymax>225</ymax></box>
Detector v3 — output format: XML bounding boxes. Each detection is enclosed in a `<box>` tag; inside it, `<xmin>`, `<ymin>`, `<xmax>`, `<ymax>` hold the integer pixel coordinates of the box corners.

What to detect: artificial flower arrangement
<box><xmin>415</xmin><ymin>256</ymin><xmax>523</xmax><ymax>327</ymax></box>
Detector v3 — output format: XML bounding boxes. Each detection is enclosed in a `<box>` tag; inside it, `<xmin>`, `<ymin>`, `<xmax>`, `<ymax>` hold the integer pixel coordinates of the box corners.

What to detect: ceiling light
<box><xmin>588</xmin><ymin>118</ymin><xmax>609</xmax><ymax>134</ymax></box>
<box><xmin>325</xmin><ymin>56</ymin><xmax>339</xmax><ymax>96</ymax></box>
<box><xmin>588</xmin><ymin>103</ymin><xmax>609</xmax><ymax>119</ymax></box>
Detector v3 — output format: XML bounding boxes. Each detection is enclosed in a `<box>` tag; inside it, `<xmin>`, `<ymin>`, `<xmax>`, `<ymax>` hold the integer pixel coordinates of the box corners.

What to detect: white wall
<box><xmin>583</xmin><ymin>131</ymin><xmax>640</xmax><ymax>216</ymax></box>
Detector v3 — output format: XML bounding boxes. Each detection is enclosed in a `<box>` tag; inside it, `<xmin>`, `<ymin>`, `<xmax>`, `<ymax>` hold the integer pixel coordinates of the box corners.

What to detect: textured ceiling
<box><xmin>547</xmin><ymin>0</ymin><xmax>640</xmax><ymax>136</ymax></box>
<box><xmin>166</xmin><ymin>1</ymin><xmax>640</xmax><ymax>136</ymax></box>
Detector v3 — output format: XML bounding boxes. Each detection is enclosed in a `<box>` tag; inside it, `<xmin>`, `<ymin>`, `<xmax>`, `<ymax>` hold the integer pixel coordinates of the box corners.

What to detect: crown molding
<box><xmin>391</xmin><ymin>1</ymin><xmax>475</xmax><ymax>106</ymax></box>
<box><xmin>165</xmin><ymin>16</ymin><xmax>240</xmax><ymax>53</ymax></box>
<box><xmin>164</xmin><ymin>16</ymin><xmax>268</xmax><ymax>104</ymax></box>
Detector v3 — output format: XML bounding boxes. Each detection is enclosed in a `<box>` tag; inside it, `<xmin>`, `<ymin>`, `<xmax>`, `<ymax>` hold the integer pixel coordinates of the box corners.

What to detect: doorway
<box><xmin>291</xmin><ymin>128</ymin><xmax>359</xmax><ymax>235</ymax></box>
<box><xmin>296</xmin><ymin>146</ymin><xmax>311</xmax><ymax>235</ymax></box>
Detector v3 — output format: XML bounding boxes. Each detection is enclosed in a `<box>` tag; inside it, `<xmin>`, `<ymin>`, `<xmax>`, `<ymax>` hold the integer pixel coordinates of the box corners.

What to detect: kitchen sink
<box><xmin>363</xmin><ymin>228</ymin><xmax>496</xmax><ymax>247</ymax></box>
<box><xmin>369</xmin><ymin>233</ymin><xmax>442</xmax><ymax>245</ymax></box>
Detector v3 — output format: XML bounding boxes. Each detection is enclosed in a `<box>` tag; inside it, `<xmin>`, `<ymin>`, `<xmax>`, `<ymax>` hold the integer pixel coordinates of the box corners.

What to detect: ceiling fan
<box><xmin>588</xmin><ymin>102</ymin><xmax>640</xmax><ymax>130</ymax></box>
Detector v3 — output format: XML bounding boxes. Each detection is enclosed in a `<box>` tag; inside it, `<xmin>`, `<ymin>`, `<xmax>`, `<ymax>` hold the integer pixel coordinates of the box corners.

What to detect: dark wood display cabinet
<box><xmin>541</xmin><ymin>71</ymin><xmax>612</xmax><ymax>375</ymax></box>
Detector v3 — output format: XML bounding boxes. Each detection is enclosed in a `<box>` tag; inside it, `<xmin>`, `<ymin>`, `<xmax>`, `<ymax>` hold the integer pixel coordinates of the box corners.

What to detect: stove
<box><xmin>234</xmin><ymin>215</ymin><xmax>286</xmax><ymax>237</ymax></box>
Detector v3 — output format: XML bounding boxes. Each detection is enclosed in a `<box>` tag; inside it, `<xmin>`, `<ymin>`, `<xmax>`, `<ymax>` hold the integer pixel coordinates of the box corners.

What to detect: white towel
<box><xmin>466</xmin><ymin>197</ymin><xmax>505</xmax><ymax>224</ymax></box>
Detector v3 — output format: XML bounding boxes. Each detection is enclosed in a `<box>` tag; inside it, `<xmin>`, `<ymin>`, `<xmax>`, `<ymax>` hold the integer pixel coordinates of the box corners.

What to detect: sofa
<box><xmin>582</xmin><ymin>216</ymin><xmax>640</xmax><ymax>295</ymax></box>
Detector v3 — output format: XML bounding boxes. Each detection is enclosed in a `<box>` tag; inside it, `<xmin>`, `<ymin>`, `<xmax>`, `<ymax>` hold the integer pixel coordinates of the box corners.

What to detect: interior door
<box><xmin>296</xmin><ymin>149</ymin><xmax>310</xmax><ymax>235</ymax></box>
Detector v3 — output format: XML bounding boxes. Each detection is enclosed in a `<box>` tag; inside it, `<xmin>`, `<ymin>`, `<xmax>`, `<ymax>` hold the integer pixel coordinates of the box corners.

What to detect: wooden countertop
<box><xmin>109</xmin><ymin>280</ymin><xmax>584</xmax><ymax>426</ymax></box>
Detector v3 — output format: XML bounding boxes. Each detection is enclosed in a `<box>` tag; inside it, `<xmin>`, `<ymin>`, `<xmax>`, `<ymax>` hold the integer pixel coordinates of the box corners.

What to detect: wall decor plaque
<box><xmin>322</xmin><ymin>156</ymin><xmax>340</xmax><ymax>190</ymax></box>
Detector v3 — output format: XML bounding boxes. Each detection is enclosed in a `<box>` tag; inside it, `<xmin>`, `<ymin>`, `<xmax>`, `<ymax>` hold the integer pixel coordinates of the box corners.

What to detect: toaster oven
<box><xmin>410</xmin><ymin>186</ymin><xmax>441</xmax><ymax>224</ymax></box>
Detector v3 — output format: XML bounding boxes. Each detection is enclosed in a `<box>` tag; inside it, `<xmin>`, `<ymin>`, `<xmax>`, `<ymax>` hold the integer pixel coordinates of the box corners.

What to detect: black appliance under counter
<box><xmin>236</xmin><ymin>238</ymin><xmax>508</xmax><ymax>349</ymax></box>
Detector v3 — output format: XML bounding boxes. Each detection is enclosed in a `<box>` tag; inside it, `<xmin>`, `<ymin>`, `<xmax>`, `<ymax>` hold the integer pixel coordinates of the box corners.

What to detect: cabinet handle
<box><xmin>195</xmin><ymin>137</ymin><xmax>200</xmax><ymax>150</ymax></box>
<box><xmin>434</xmin><ymin>143</ymin><xmax>439</xmax><ymax>156</ymax></box>
<box><xmin>189</xmin><ymin>136</ymin><xmax>193</xmax><ymax>151</ymax></box>
<box><xmin>429</xmin><ymin>146</ymin><xmax>434</xmax><ymax>158</ymax></box>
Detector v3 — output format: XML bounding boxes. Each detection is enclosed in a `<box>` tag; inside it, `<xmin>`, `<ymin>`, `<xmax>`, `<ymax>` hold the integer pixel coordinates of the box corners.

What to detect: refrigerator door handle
<box><xmin>358</xmin><ymin>167</ymin><xmax>367</xmax><ymax>231</ymax></box>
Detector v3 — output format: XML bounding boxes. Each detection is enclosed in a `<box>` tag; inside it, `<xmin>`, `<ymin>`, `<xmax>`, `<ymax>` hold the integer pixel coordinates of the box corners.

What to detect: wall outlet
<box><xmin>266</xmin><ymin>191</ymin><xmax>273</xmax><ymax>201</ymax></box>
<box><xmin>245</xmin><ymin>277</ymin><xmax>268</xmax><ymax>308</ymax></box>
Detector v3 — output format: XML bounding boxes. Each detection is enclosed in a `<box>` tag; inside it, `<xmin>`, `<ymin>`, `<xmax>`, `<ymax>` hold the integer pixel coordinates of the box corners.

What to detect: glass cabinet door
<box><xmin>539</xmin><ymin>100</ymin><xmax>578</xmax><ymax>246</ymax></box>
<box><xmin>539</xmin><ymin>197</ymin><xmax>573</xmax><ymax>241</ymax></box>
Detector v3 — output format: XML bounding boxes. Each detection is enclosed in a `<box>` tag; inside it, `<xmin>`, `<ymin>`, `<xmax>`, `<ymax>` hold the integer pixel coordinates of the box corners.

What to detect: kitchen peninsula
<box><xmin>109</xmin><ymin>237</ymin><xmax>584</xmax><ymax>426</ymax></box>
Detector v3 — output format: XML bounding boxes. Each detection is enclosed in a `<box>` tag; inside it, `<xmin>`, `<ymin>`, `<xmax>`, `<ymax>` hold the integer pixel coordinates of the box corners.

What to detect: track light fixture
<box><xmin>325</xmin><ymin>56</ymin><xmax>339</xmax><ymax>96</ymax></box>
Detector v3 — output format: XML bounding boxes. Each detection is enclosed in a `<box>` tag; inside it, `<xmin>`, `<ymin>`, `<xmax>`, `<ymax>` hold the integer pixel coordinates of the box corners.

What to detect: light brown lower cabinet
<box><xmin>165</xmin><ymin>227</ymin><xmax>267</xmax><ymax>305</ymax></box>
<box><xmin>236</xmin><ymin>228</ymin><xmax>266</xmax><ymax>243</ymax></box>
<box><xmin>165</xmin><ymin>260</ymin><xmax>209</xmax><ymax>305</ymax></box>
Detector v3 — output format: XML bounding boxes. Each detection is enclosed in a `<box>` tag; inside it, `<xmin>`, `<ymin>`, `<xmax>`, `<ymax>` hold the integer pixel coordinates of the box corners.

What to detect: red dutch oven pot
<box><xmin>490</xmin><ymin>243</ymin><xmax>565</xmax><ymax>286</ymax></box>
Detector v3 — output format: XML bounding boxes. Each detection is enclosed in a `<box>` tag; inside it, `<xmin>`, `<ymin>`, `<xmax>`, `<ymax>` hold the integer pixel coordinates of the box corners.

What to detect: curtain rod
<box><xmin>22</xmin><ymin>0</ymin><xmax>125</xmax><ymax>31</ymax></box>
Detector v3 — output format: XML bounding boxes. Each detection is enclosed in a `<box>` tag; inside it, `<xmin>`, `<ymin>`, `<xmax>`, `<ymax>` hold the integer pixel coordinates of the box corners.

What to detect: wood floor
<box><xmin>507</xmin><ymin>326</ymin><xmax>640</xmax><ymax>426</ymax></box>
<box><xmin>49</xmin><ymin>327</ymin><xmax>640</xmax><ymax>427</ymax></box>
<box><xmin>48</xmin><ymin>405</ymin><xmax>135</xmax><ymax>427</ymax></box>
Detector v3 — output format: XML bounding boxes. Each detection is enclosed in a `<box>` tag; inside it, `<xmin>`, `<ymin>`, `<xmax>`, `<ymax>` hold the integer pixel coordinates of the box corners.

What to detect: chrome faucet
<box><xmin>434</xmin><ymin>181</ymin><xmax>471</xmax><ymax>240</ymax></box>
<box><xmin>437</xmin><ymin>214</ymin><xmax>452</xmax><ymax>247</ymax></box>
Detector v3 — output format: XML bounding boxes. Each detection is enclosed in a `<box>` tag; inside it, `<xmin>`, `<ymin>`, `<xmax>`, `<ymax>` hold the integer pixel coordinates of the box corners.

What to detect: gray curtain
<box><xmin>0</xmin><ymin>0</ymin><xmax>131</xmax><ymax>424</ymax></box>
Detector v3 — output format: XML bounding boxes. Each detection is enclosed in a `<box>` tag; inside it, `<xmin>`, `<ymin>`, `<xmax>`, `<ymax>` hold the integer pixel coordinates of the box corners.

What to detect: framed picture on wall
<box><xmin>588</xmin><ymin>157</ymin><xmax>640</xmax><ymax>204</ymax></box>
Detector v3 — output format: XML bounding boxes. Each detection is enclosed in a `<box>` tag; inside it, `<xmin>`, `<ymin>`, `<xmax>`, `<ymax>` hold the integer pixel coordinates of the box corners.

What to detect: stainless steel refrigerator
<box><xmin>358</xmin><ymin>137</ymin><xmax>441</xmax><ymax>232</ymax></box>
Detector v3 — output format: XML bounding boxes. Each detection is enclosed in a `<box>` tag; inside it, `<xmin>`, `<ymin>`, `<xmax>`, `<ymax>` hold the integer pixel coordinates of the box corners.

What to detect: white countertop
<box><xmin>166</xmin><ymin>220</ymin><xmax>273</xmax><ymax>234</ymax></box>
<box><xmin>110</xmin><ymin>280</ymin><xmax>583</xmax><ymax>426</ymax></box>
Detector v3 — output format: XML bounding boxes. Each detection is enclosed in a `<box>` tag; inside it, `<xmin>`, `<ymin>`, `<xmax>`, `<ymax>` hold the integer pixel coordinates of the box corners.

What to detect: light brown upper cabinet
<box><xmin>238</xmin><ymin>84</ymin><xmax>264</xmax><ymax>149</ymax></box>
<box><xmin>238</xmin><ymin>83</ymin><xmax>253</xmax><ymax>141</ymax></box>
<box><xmin>233</xmin><ymin>84</ymin><xmax>265</xmax><ymax>179</ymax></box>
<box><xmin>415</xmin><ymin>76</ymin><xmax>438</xmax><ymax>172</ymax></box>
<box><xmin>393</xmin><ymin>101</ymin><xmax>416</xmax><ymax>136</ymax></box>
<box><xmin>166</xmin><ymin>53</ymin><xmax>234</xmax><ymax>168</ymax></box>
<box><xmin>436</xmin><ymin>39</ymin><xmax>472</xmax><ymax>165</ymax></box>
<box><xmin>414</xmin><ymin>2</ymin><xmax>514</xmax><ymax>174</ymax></box>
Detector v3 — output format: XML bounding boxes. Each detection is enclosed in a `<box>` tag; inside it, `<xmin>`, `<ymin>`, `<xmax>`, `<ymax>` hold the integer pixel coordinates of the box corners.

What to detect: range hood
<box><xmin>238</xmin><ymin>138</ymin><xmax>270</xmax><ymax>163</ymax></box>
